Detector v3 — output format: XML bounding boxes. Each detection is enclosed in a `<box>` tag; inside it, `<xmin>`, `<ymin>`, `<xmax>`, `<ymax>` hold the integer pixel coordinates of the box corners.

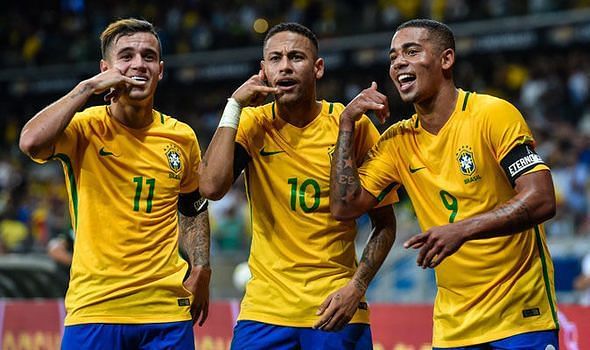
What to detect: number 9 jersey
<box><xmin>30</xmin><ymin>106</ymin><xmax>201</xmax><ymax>326</ymax></box>
<box><xmin>235</xmin><ymin>100</ymin><xmax>397</xmax><ymax>327</ymax></box>
<box><xmin>358</xmin><ymin>90</ymin><xmax>558</xmax><ymax>347</ymax></box>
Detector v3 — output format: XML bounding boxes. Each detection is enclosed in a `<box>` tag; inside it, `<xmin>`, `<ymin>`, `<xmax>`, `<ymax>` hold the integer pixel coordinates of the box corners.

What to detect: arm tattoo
<box><xmin>492</xmin><ymin>197</ymin><xmax>532</xmax><ymax>232</ymax></box>
<box><xmin>179</xmin><ymin>211</ymin><xmax>210</xmax><ymax>267</ymax></box>
<box><xmin>332</xmin><ymin>128</ymin><xmax>362</xmax><ymax>204</ymax></box>
<box><xmin>353</xmin><ymin>207</ymin><xmax>396</xmax><ymax>293</ymax></box>
<box><xmin>70</xmin><ymin>84</ymin><xmax>90</xmax><ymax>99</ymax></box>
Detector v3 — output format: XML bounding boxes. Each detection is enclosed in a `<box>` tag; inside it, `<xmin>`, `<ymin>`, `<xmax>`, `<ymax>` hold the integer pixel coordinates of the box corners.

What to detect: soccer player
<box><xmin>330</xmin><ymin>19</ymin><xmax>559</xmax><ymax>348</ymax></box>
<box><xmin>198</xmin><ymin>23</ymin><xmax>396</xmax><ymax>349</ymax></box>
<box><xmin>19</xmin><ymin>18</ymin><xmax>211</xmax><ymax>350</ymax></box>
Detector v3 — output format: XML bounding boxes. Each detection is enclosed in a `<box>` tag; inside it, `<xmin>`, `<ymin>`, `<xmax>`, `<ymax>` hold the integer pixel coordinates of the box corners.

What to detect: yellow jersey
<box><xmin>235</xmin><ymin>100</ymin><xmax>396</xmax><ymax>326</ymax></box>
<box><xmin>358</xmin><ymin>90</ymin><xmax>558</xmax><ymax>347</ymax></box>
<box><xmin>32</xmin><ymin>106</ymin><xmax>201</xmax><ymax>325</ymax></box>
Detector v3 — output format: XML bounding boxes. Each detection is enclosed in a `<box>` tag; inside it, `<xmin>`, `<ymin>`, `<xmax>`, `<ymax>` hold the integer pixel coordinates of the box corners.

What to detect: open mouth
<box><xmin>276</xmin><ymin>79</ymin><xmax>297</xmax><ymax>90</ymax></box>
<box><xmin>397</xmin><ymin>73</ymin><xmax>416</xmax><ymax>91</ymax></box>
<box><xmin>131</xmin><ymin>76</ymin><xmax>148</xmax><ymax>82</ymax></box>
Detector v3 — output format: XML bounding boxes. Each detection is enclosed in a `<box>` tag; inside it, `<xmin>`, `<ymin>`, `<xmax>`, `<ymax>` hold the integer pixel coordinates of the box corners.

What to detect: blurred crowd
<box><xmin>3</xmin><ymin>0</ymin><xmax>589</xmax><ymax>68</ymax></box>
<box><xmin>1</xmin><ymin>2</ymin><xmax>590</xmax><ymax>299</ymax></box>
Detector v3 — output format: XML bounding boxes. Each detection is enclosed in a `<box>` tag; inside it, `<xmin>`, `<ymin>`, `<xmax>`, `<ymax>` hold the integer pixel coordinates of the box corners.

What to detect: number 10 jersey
<box><xmin>235</xmin><ymin>100</ymin><xmax>396</xmax><ymax>327</ymax></box>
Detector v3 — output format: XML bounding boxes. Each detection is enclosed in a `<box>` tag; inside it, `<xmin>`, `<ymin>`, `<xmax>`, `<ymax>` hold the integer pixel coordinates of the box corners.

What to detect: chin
<box><xmin>275</xmin><ymin>93</ymin><xmax>299</xmax><ymax>105</ymax></box>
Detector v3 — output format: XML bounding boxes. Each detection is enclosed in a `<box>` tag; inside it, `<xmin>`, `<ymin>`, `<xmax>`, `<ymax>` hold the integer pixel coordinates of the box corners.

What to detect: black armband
<box><xmin>178</xmin><ymin>189</ymin><xmax>208</xmax><ymax>216</ymax></box>
<box><xmin>233</xmin><ymin>142</ymin><xmax>251</xmax><ymax>181</ymax></box>
<box><xmin>500</xmin><ymin>143</ymin><xmax>545</xmax><ymax>186</ymax></box>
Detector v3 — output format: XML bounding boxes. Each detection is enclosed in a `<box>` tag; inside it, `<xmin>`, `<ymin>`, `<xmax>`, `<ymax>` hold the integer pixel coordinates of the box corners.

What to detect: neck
<box><xmin>415</xmin><ymin>83</ymin><xmax>458</xmax><ymax>135</ymax></box>
<box><xmin>108</xmin><ymin>100</ymin><xmax>154</xmax><ymax>129</ymax></box>
<box><xmin>276</xmin><ymin>99</ymin><xmax>322</xmax><ymax>128</ymax></box>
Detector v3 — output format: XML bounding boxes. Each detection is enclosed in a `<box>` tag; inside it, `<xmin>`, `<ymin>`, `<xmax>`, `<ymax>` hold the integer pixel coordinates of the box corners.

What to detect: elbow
<box><xmin>540</xmin><ymin>197</ymin><xmax>556</xmax><ymax>222</ymax></box>
<box><xmin>330</xmin><ymin>202</ymin><xmax>359</xmax><ymax>221</ymax></box>
<box><xmin>199</xmin><ymin>180</ymin><xmax>228</xmax><ymax>201</ymax></box>
<box><xmin>532</xmin><ymin>195</ymin><xmax>556</xmax><ymax>224</ymax></box>
<box><xmin>19</xmin><ymin>132</ymin><xmax>39</xmax><ymax>157</ymax></box>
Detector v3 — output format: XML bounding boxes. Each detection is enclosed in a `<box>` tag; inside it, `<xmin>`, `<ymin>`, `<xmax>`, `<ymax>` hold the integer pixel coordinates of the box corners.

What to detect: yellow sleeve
<box><xmin>484</xmin><ymin>97</ymin><xmax>536</xmax><ymax>161</ymax></box>
<box><xmin>358</xmin><ymin>126</ymin><xmax>401</xmax><ymax>203</ymax></box>
<box><xmin>31</xmin><ymin>112</ymin><xmax>86</xmax><ymax>164</ymax></box>
<box><xmin>483</xmin><ymin>97</ymin><xmax>549</xmax><ymax>175</ymax></box>
<box><xmin>180</xmin><ymin>127</ymin><xmax>201</xmax><ymax>194</ymax></box>
<box><xmin>235</xmin><ymin>107</ymin><xmax>257</xmax><ymax>156</ymax></box>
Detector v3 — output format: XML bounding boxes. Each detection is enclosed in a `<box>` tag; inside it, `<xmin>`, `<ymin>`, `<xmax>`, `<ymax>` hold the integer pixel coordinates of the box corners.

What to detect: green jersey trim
<box><xmin>534</xmin><ymin>225</ymin><xmax>559</xmax><ymax>329</ymax></box>
<box><xmin>53</xmin><ymin>153</ymin><xmax>78</xmax><ymax>229</ymax></box>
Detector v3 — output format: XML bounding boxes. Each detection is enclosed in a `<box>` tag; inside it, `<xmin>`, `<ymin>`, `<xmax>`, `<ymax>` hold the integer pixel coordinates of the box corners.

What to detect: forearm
<box><xmin>179</xmin><ymin>211</ymin><xmax>210</xmax><ymax>268</ymax></box>
<box><xmin>351</xmin><ymin>207</ymin><xmax>396</xmax><ymax>293</ymax></box>
<box><xmin>19</xmin><ymin>80</ymin><xmax>95</xmax><ymax>158</ymax></box>
<box><xmin>198</xmin><ymin>127</ymin><xmax>238</xmax><ymax>200</ymax></box>
<box><xmin>459</xmin><ymin>172</ymin><xmax>555</xmax><ymax>241</ymax></box>
<box><xmin>331</xmin><ymin>117</ymin><xmax>364</xmax><ymax>218</ymax></box>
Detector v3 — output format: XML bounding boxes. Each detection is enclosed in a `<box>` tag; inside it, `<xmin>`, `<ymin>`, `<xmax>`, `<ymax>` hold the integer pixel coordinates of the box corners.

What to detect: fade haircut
<box><xmin>396</xmin><ymin>19</ymin><xmax>455</xmax><ymax>53</ymax></box>
<box><xmin>100</xmin><ymin>18</ymin><xmax>161</xmax><ymax>60</ymax></box>
<box><xmin>264</xmin><ymin>22</ymin><xmax>319</xmax><ymax>57</ymax></box>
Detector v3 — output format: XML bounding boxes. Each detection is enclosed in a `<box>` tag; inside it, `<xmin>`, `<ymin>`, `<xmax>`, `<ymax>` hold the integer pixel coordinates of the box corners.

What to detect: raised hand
<box><xmin>85</xmin><ymin>68</ymin><xmax>146</xmax><ymax>103</ymax></box>
<box><xmin>341</xmin><ymin>81</ymin><xmax>390</xmax><ymax>124</ymax></box>
<box><xmin>231</xmin><ymin>70</ymin><xmax>280</xmax><ymax>107</ymax></box>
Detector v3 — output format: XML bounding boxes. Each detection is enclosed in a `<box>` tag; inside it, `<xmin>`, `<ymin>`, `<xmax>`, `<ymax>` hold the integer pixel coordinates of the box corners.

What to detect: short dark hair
<box><xmin>100</xmin><ymin>18</ymin><xmax>161</xmax><ymax>60</ymax></box>
<box><xmin>396</xmin><ymin>19</ymin><xmax>455</xmax><ymax>53</ymax></box>
<box><xmin>264</xmin><ymin>22</ymin><xmax>319</xmax><ymax>55</ymax></box>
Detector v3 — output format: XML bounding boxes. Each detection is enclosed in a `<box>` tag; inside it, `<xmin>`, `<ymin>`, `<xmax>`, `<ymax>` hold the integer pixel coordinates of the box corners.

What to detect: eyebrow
<box><xmin>389</xmin><ymin>42</ymin><xmax>421</xmax><ymax>54</ymax></box>
<box><xmin>116</xmin><ymin>47</ymin><xmax>159</xmax><ymax>56</ymax></box>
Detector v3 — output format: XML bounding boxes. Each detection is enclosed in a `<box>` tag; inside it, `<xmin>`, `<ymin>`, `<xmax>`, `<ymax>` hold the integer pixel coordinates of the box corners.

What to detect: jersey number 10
<box><xmin>288</xmin><ymin>177</ymin><xmax>320</xmax><ymax>213</ymax></box>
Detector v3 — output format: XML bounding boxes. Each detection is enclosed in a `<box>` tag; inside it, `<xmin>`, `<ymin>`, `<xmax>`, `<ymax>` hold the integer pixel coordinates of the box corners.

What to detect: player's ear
<box><xmin>100</xmin><ymin>59</ymin><xmax>109</xmax><ymax>73</ymax></box>
<box><xmin>260</xmin><ymin>61</ymin><xmax>269</xmax><ymax>85</ymax></box>
<box><xmin>314</xmin><ymin>57</ymin><xmax>324</xmax><ymax>80</ymax></box>
<box><xmin>441</xmin><ymin>48</ymin><xmax>454</xmax><ymax>71</ymax></box>
<box><xmin>158</xmin><ymin>60</ymin><xmax>164</xmax><ymax>81</ymax></box>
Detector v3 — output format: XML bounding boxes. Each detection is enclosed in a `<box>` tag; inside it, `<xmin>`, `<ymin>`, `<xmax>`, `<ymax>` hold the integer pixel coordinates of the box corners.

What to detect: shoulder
<box><xmin>157</xmin><ymin>110</ymin><xmax>192</xmax><ymax>132</ymax></box>
<box><xmin>156</xmin><ymin>110</ymin><xmax>199</xmax><ymax>142</ymax></box>
<box><xmin>324</xmin><ymin>101</ymin><xmax>374</xmax><ymax>129</ymax></box>
<box><xmin>381</xmin><ymin>116</ymin><xmax>418</xmax><ymax>141</ymax></box>
<box><xmin>467</xmin><ymin>91</ymin><xmax>521</xmax><ymax>117</ymax></box>
<box><xmin>74</xmin><ymin>105</ymin><xmax>108</xmax><ymax>122</ymax></box>
<box><xmin>241</xmin><ymin>102</ymin><xmax>274</xmax><ymax>128</ymax></box>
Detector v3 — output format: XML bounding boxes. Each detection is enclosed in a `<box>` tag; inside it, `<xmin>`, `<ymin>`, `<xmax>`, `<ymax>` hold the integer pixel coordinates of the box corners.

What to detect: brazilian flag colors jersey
<box><xmin>235</xmin><ymin>100</ymin><xmax>396</xmax><ymax>327</ymax></box>
<box><xmin>32</xmin><ymin>106</ymin><xmax>201</xmax><ymax>325</ymax></box>
<box><xmin>358</xmin><ymin>90</ymin><xmax>558</xmax><ymax>347</ymax></box>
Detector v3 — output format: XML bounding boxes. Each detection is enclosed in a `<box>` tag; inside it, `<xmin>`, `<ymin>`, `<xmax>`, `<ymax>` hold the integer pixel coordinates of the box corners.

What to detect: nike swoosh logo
<box><xmin>409</xmin><ymin>165</ymin><xmax>426</xmax><ymax>173</ymax></box>
<box><xmin>99</xmin><ymin>147</ymin><xmax>115</xmax><ymax>157</ymax></box>
<box><xmin>259</xmin><ymin>147</ymin><xmax>285</xmax><ymax>156</ymax></box>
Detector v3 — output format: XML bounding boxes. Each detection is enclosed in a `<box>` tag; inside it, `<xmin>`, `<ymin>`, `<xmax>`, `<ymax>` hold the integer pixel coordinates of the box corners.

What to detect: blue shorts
<box><xmin>433</xmin><ymin>330</ymin><xmax>559</xmax><ymax>350</ymax></box>
<box><xmin>61</xmin><ymin>321</ymin><xmax>195</xmax><ymax>350</ymax></box>
<box><xmin>230</xmin><ymin>320</ymin><xmax>372</xmax><ymax>350</ymax></box>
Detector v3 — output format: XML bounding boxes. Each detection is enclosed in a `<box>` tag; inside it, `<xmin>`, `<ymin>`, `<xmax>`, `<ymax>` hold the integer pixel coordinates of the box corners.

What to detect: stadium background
<box><xmin>1</xmin><ymin>0</ymin><xmax>590</xmax><ymax>349</ymax></box>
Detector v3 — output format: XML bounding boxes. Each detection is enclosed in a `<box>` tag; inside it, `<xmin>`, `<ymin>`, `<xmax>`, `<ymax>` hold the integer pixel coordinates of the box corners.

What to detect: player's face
<box><xmin>389</xmin><ymin>27</ymin><xmax>445</xmax><ymax>104</ymax></box>
<box><xmin>261</xmin><ymin>31</ymin><xmax>324</xmax><ymax>105</ymax></box>
<box><xmin>103</xmin><ymin>32</ymin><xmax>163</xmax><ymax>102</ymax></box>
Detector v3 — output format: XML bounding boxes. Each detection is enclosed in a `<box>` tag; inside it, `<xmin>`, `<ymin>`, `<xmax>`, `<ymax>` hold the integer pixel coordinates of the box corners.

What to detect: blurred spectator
<box><xmin>574</xmin><ymin>253</ymin><xmax>590</xmax><ymax>305</ymax></box>
<box><xmin>208</xmin><ymin>180</ymin><xmax>248</xmax><ymax>252</ymax></box>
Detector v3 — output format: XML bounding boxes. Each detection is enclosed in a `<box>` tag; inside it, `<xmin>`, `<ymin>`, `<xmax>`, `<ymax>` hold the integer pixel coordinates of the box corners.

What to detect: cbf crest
<box><xmin>164</xmin><ymin>144</ymin><xmax>182</xmax><ymax>175</ymax></box>
<box><xmin>456</xmin><ymin>145</ymin><xmax>476</xmax><ymax>176</ymax></box>
<box><xmin>456</xmin><ymin>145</ymin><xmax>482</xmax><ymax>184</ymax></box>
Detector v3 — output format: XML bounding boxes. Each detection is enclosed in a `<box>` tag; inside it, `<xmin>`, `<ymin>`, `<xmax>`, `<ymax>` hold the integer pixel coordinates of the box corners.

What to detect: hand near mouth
<box><xmin>85</xmin><ymin>68</ymin><xmax>147</xmax><ymax>103</ymax></box>
<box><xmin>232</xmin><ymin>70</ymin><xmax>281</xmax><ymax>107</ymax></box>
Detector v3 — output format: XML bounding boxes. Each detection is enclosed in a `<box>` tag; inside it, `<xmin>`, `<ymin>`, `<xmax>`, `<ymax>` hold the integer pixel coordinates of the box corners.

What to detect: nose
<box><xmin>130</xmin><ymin>54</ymin><xmax>147</xmax><ymax>70</ymax></box>
<box><xmin>392</xmin><ymin>56</ymin><xmax>407</xmax><ymax>72</ymax></box>
<box><xmin>278</xmin><ymin>56</ymin><xmax>293</xmax><ymax>72</ymax></box>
